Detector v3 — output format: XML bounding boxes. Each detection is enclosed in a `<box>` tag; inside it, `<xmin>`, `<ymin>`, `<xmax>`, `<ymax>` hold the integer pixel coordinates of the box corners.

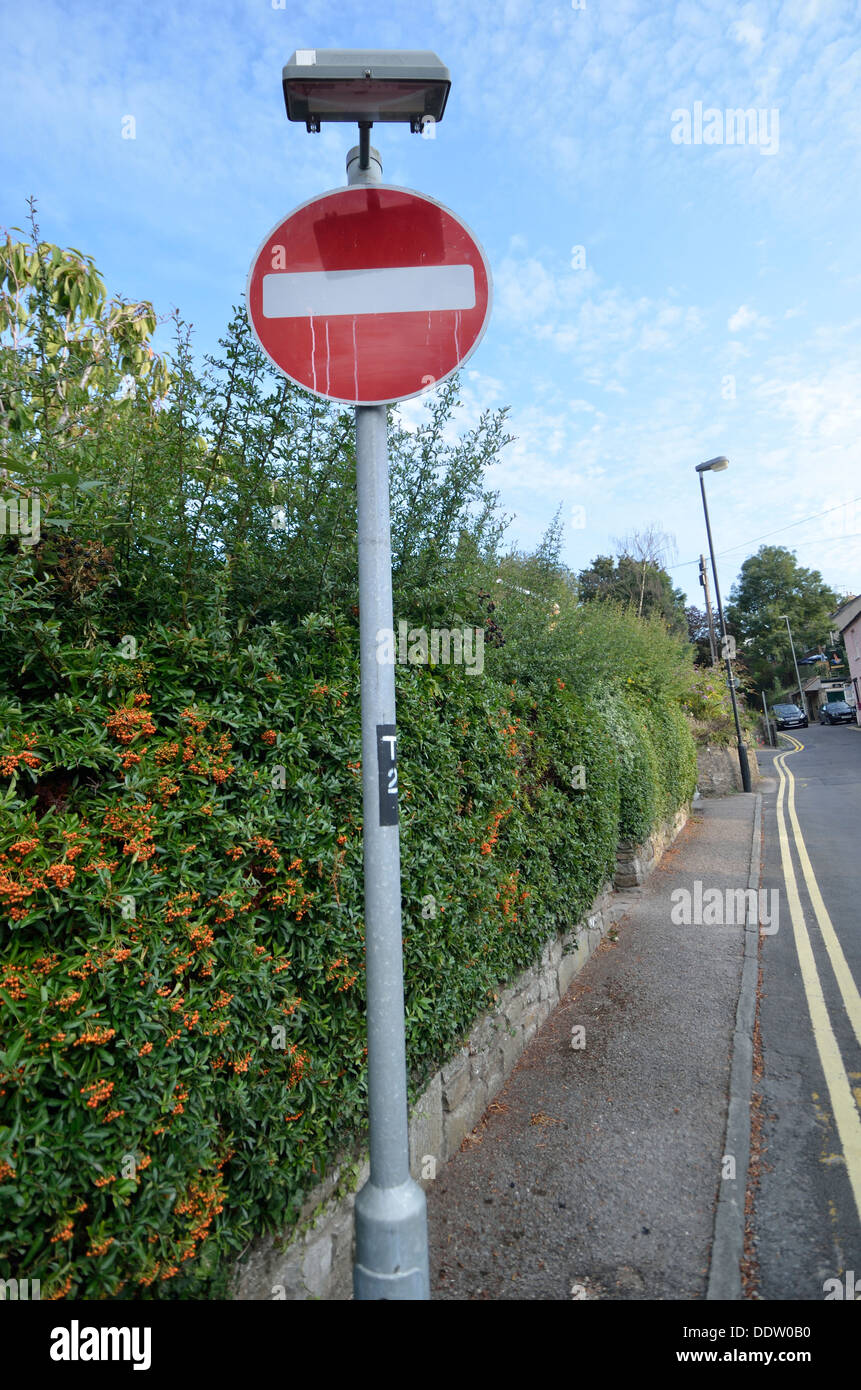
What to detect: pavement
<box><xmin>426</xmin><ymin>793</ymin><xmax>761</xmax><ymax>1301</ymax></box>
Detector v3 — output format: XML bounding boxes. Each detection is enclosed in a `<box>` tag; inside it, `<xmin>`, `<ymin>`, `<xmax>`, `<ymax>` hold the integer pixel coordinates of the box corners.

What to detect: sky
<box><xmin>3</xmin><ymin>0</ymin><xmax>860</xmax><ymax>608</ymax></box>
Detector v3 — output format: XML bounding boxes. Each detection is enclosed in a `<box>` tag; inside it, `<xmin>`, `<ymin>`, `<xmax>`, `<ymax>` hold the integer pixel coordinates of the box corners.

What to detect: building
<box><xmin>831</xmin><ymin>594</ymin><xmax>861</xmax><ymax>725</ymax></box>
<box><xmin>801</xmin><ymin>672</ymin><xmax>853</xmax><ymax>720</ymax></box>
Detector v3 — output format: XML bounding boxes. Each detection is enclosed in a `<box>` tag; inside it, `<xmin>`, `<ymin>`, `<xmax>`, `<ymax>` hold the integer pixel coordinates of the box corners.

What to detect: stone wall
<box><xmin>230</xmin><ymin>801</ymin><xmax>691</xmax><ymax>1301</ymax></box>
<box><xmin>696</xmin><ymin>744</ymin><xmax>760</xmax><ymax>796</ymax></box>
<box><xmin>614</xmin><ymin>802</ymin><xmax>689</xmax><ymax>888</ymax></box>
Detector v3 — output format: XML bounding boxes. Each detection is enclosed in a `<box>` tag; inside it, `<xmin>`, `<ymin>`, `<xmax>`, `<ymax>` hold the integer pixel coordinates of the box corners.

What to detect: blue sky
<box><xmin>4</xmin><ymin>0</ymin><xmax>860</xmax><ymax>607</ymax></box>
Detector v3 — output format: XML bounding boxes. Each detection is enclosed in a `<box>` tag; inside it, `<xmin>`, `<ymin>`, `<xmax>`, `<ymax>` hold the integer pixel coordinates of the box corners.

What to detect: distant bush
<box><xmin>680</xmin><ymin>664</ymin><xmax>738</xmax><ymax>747</ymax></box>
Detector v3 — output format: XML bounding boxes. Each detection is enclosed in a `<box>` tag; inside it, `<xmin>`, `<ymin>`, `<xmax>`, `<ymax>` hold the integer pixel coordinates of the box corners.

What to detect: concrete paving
<box><xmin>427</xmin><ymin>795</ymin><xmax>759</xmax><ymax>1300</ymax></box>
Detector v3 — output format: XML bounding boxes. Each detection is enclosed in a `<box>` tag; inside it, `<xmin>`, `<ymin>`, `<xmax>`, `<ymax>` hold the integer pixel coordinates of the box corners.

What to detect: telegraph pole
<box><xmin>695</xmin><ymin>458</ymin><xmax>752</xmax><ymax>793</ymax></box>
<box><xmin>699</xmin><ymin>554</ymin><xmax>718</xmax><ymax>666</ymax></box>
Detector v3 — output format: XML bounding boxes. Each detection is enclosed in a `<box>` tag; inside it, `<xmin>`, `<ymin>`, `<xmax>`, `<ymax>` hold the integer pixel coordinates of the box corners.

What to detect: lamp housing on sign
<box><xmin>283</xmin><ymin>49</ymin><xmax>451</xmax><ymax>133</ymax></box>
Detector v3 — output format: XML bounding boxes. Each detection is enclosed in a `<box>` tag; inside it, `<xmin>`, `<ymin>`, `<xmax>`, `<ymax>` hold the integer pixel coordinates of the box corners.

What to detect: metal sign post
<box><xmin>348</xmin><ymin>143</ymin><xmax>429</xmax><ymax>1298</ymax></box>
<box><xmin>247</xmin><ymin>51</ymin><xmax>493</xmax><ymax>1299</ymax></box>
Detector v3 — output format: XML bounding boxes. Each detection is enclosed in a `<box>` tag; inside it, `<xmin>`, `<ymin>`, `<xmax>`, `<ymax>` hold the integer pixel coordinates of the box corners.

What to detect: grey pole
<box><xmin>781</xmin><ymin>614</ymin><xmax>806</xmax><ymax>719</ymax></box>
<box><xmin>761</xmin><ymin>690</ymin><xmax>774</xmax><ymax>747</ymax></box>
<box><xmin>699</xmin><ymin>554</ymin><xmax>718</xmax><ymax>666</ymax></box>
<box><xmin>347</xmin><ymin>140</ymin><xmax>430</xmax><ymax>1300</ymax></box>
<box><xmin>699</xmin><ymin>472</ymin><xmax>752</xmax><ymax>792</ymax></box>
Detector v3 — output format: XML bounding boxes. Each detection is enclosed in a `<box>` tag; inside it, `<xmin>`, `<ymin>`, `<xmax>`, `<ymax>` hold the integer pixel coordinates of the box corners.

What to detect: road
<box><xmin>753</xmin><ymin>721</ymin><xmax>861</xmax><ymax>1300</ymax></box>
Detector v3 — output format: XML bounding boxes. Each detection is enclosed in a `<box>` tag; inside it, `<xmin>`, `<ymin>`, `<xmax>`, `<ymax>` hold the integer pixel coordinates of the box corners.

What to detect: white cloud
<box><xmin>752</xmin><ymin>359</ymin><xmax>861</xmax><ymax>440</ymax></box>
<box><xmin>393</xmin><ymin>370</ymin><xmax>505</xmax><ymax>442</ymax></box>
<box><xmin>494</xmin><ymin>242</ymin><xmax>705</xmax><ymax>381</ymax></box>
<box><xmin>728</xmin><ymin>304</ymin><xmax>769</xmax><ymax>332</ymax></box>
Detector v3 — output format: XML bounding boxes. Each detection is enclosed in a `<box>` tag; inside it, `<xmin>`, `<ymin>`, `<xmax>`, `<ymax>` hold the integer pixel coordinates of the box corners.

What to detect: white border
<box><xmin>245</xmin><ymin>183</ymin><xmax>494</xmax><ymax>407</ymax></box>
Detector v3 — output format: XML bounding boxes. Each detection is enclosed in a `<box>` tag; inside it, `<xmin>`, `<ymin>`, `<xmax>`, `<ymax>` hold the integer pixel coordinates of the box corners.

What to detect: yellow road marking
<box><xmin>773</xmin><ymin>740</ymin><xmax>861</xmax><ymax>1220</ymax></box>
<box><xmin>781</xmin><ymin>739</ymin><xmax>861</xmax><ymax>1049</ymax></box>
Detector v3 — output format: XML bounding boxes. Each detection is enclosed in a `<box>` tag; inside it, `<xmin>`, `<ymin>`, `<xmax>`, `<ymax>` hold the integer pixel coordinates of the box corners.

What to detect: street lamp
<box><xmin>695</xmin><ymin>457</ymin><xmax>752</xmax><ymax>792</ymax></box>
<box><xmin>283</xmin><ymin>49</ymin><xmax>451</xmax><ymax>166</ymax></box>
<box><xmin>279</xmin><ymin>47</ymin><xmax>452</xmax><ymax>1302</ymax></box>
<box><xmin>779</xmin><ymin>614</ymin><xmax>806</xmax><ymax>718</ymax></box>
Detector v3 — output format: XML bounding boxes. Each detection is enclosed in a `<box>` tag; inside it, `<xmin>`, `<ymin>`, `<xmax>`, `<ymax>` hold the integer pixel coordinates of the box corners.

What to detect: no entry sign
<box><xmin>246</xmin><ymin>185</ymin><xmax>492</xmax><ymax>406</ymax></box>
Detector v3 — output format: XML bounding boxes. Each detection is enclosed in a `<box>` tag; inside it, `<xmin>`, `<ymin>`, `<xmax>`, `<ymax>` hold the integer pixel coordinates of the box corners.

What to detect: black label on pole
<box><xmin>376</xmin><ymin>724</ymin><xmax>398</xmax><ymax>826</ymax></box>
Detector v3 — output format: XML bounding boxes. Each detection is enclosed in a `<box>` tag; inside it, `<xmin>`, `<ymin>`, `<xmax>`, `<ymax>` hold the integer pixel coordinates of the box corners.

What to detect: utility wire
<box><xmin>668</xmin><ymin>495</ymin><xmax>861</xmax><ymax>570</ymax></box>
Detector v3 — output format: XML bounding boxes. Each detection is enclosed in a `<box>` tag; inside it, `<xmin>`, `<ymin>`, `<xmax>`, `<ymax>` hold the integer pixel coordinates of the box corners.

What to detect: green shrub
<box><xmin>0</xmin><ymin>616</ymin><xmax>371</xmax><ymax>1298</ymax></box>
<box><xmin>680</xmin><ymin>665</ymin><xmax>738</xmax><ymax>748</ymax></box>
<box><xmin>0</xmin><ymin>227</ymin><xmax>700</xmax><ymax>1300</ymax></box>
<box><xmin>0</xmin><ymin>615</ymin><xmax>665</xmax><ymax>1299</ymax></box>
<box><xmin>598</xmin><ymin>693</ymin><xmax>659</xmax><ymax>844</ymax></box>
<box><xmin>642</xmin><ymin>698</ymin><xmax>699</xmax><ymax>820</ymax></box>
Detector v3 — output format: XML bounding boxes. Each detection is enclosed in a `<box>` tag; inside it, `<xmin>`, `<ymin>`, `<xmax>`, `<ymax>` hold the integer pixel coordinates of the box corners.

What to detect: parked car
<box><xmin>819</xmin><ymin>701</ymin><xmax>856</xmax><ymax>725</ymax></box>
<box><xmin>772</xmin><ymin>703</ymin><xmax>809</xmax><ymax>729</ymax></box>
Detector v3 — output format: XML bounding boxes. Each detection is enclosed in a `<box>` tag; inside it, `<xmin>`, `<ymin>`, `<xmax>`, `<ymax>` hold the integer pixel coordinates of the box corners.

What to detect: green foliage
<box><xmin>685</xmin><ymin>604</ymin><xmax>716</xmax><ymax>667</ymax></box>
<box><xmin>0</xmin><ymin>223</ymin><xmax>699</xmax><ymax>1300</ymax></box>
<box><xmin>0</xmin><ymin>618</ymin><xmax>634</xmax><ymax>1299</ymax></box>
<box><xmin>576</xmin><ymin>551</ymin><xmax>688</xmax><ymax>637</ymax></box>
<box><xmin>597</xmin><ymin>693</ymin><xmax>659</xmax><ymax>843</ymax></box>
<box><xmin>639</xmin><ymin>697</ymin><xmax>699</xmax><ymax>821</ymax></box>
<box><xmin>681</xmin><ymin>664</ymin><xmax>738</xmax><ymax>747</ymax></box>
<box><xmin>517</xmin><ymin>683</ymin><xmax>620</xmax><ymax>927</ymax></box>
<box><xmin>0</xmin><ymin>205</ymin><xmax>170</xmax><ymax>455</ymax></box>
<box><xmin>0</xmin><ymin>620</ymin><xmax>367</xmax><ymax>1297</ymax></box>
<box><xmin>726</xmin><ymin>545</ymin><xmax>841</xmax><ymax>694</ymax></box>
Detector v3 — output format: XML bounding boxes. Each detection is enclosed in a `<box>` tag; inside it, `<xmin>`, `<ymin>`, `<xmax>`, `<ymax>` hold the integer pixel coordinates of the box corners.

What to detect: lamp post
<box><xmin>280</xmin><ymin>48</ymin><xmax>455</xmax><ymax>1301</ymax></box>
<box><xmin>695</xmin><ymin>457</ymin><xmax>752</xmax><ymax>793</ymax></box>
<box><xmin>778</xmin><ymin>614</ymin><xmax>806</xmax><ymax>719</ymax></box>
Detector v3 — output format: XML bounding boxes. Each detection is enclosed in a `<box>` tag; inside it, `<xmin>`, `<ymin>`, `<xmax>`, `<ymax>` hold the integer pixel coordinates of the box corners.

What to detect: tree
<box><xmin>613</xmin><ymin>524</ymin><xmax>677</xmax><ymax>618</ymax></box>
<box><xmin>685</xmin><ymin>605</ymin><xmax>715</xmax><ymax>666</ymax></box>
<box><xmin>0</xmin><ymin>211</ymin><xmax>517</xmax><ymax>680</ymax></box>
<box><xmin>0</xmin><ymin>201</ymin><xmax>169</xmax><ymax>458</ymax></box>
<box><xmin>725</xmin><ymin>546</ymin><xmax>840</xmax><ymax>694</ymax></box>
<box><xmin>577</xmin><ymin>536</ymin><xmax>687</xmax><ymax>638</ymax></box>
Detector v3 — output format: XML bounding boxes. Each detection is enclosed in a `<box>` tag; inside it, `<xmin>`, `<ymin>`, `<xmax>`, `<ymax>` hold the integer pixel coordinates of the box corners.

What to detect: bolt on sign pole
<box><xmin>347</xmin><ymin>141</ymin><xmax>429</xmax><ymax>1300</ymax></box>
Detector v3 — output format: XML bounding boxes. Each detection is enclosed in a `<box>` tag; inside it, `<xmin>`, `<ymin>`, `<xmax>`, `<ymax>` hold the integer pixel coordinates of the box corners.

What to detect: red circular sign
<box><xmin>246</xmin><ymin>185</ymin><xmax>492</xmax><ymax>406</ymax></box>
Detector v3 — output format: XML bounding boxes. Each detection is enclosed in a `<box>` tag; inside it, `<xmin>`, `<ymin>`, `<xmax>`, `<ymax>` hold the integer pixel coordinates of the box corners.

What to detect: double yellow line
<box><xmin>773</xmin><ymin>735</ymin><xmax>861</xmax><ymax>1221</ymax></box>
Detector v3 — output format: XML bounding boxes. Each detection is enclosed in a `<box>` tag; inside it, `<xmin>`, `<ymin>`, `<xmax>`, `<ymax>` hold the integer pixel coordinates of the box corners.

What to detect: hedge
<box><xmin>0</xmin><ymin>610</ymin><xmax>695</xmax><ymax>1299</ymax></box>
<box><xmin>0</xmin><ymin>227</ymin><xmax>699</xmax><ymax>1300</ymax></box>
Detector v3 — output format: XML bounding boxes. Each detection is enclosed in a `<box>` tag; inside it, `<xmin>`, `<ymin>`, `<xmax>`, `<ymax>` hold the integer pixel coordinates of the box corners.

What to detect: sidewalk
<box><xmin>426</xmin><ymin>795</ymin><xmax>759</xmax><ymax>1300</ymax></box>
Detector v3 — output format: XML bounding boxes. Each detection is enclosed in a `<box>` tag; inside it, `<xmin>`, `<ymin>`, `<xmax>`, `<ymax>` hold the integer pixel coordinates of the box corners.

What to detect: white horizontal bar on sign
<box><xmin>262</xmin><ymin>264</ymin><xmax>476</xmax><ymax>318</ymax></box>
